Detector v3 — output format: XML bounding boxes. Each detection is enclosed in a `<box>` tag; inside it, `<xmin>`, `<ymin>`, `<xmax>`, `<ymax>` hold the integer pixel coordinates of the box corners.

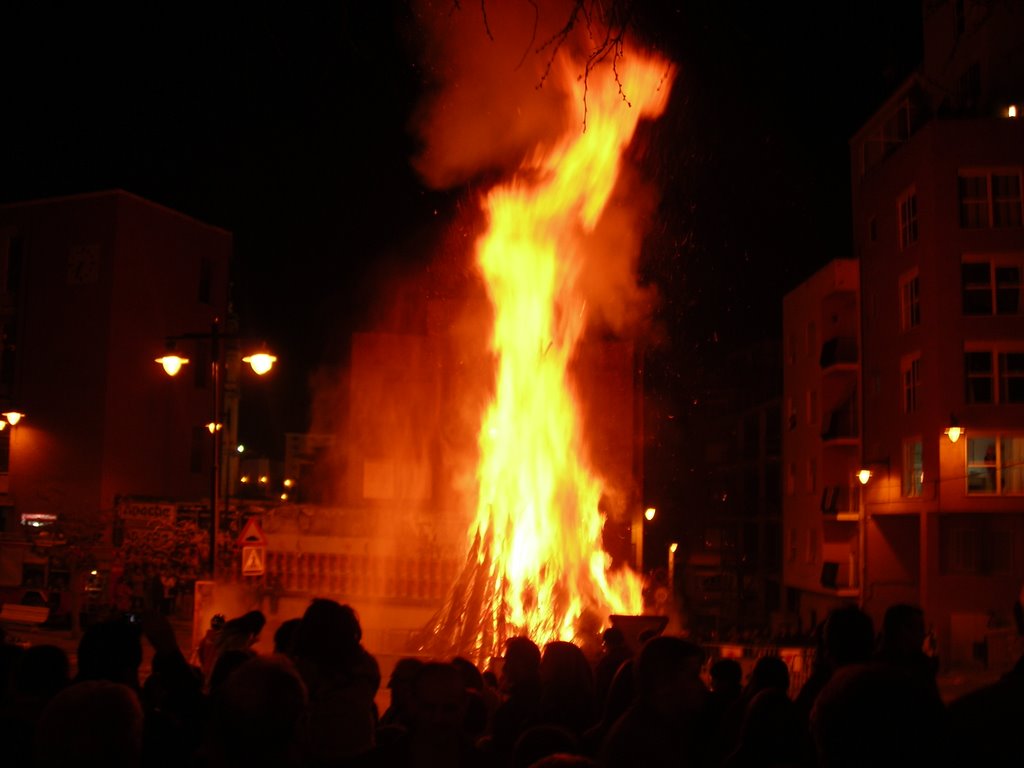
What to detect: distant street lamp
<box><xmin>668</xmin><ymin>542</ymin><xmax>678</xmax><ymax>600</ymax></box>
<box><xmin>156</xmin><ymin>317</ymin><xmax>275</xmax><ymax>577</ymax></box>
<box><xmin>635</xmin><ymin>506</ymin><xmax>658</xmax><ymax>574</ymax></box>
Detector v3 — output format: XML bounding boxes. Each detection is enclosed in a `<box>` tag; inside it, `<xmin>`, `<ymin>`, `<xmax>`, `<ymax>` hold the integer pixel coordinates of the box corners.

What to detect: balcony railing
<box><xmin>821</xmin><ymin>398</ymin><xmax>859</xmax><ymax>442</ymax></box>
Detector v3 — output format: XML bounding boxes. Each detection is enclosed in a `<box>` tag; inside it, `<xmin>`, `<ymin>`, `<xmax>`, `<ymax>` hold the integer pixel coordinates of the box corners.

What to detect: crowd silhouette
<box><xmin>0</xmin><ymin>598</ymin><xmax>1019</xmax><ymax>766</ymax></box>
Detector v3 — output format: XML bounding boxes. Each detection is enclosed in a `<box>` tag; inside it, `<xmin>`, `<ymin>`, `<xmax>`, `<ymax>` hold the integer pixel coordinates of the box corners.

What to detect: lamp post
<box><xmin>156</xmin><ymin>317</ymin><xmax>276</xmax><ymax>578</ymax></box>
<box><xmin>668</xmin><ymin>542</ymin><xmax>677</xmax><ymax>600</ymax></box>
<box><xmin>635</xmin><ymin>506</ymin><xmax>656</xmax><ymax>573</ymax></box>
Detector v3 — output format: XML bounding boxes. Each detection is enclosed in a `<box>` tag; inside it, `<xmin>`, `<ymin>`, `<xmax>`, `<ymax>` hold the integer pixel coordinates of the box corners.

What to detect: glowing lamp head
<box><xmin>644</xmin><ymin>507</ymin><xmax>656</xmax><ymax>522</ymax></box>
<box><xmin>206</xmin><ymin>422</ymin><xmax>222</xmax><ymax>434</ymax></box>
<box><xmin>156</xmin><ymin>355</ymin><xmax>189</xmax><ymax>376</ymax></box>
<box><xmin>2</xmin><ymin>411</ymin><xmax>23</xmax><ymax>426</ymax></box>
<box><xmin>1009</xmin><ymin>105</ymin><xmax>1018</xmax><ymax>118</ymax></box>
<box><xmin>857</xmin><ymin>469</ymin><xmax>872</xmax><ymax>485</ymax></box>
<box><xmin>945</xmin><ymin>426</ymin><xmax>963</xmax><ymax>443</ymax></box>
<box><xmin>669</xmin><ymin>542</ymin><xmax>678</xmax><ymax>553</ymax></box>
<box><xmin>243</xmin><ymin>352</ymin><xmax>277</xmax><ymax>375</ymax></box>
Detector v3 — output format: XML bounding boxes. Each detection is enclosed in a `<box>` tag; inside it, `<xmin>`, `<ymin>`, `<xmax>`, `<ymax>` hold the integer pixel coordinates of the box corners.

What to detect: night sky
<box><xmin>0</xmin><ymin>2</ymin><xmax>924</xmax><ymax>458</ymax></box>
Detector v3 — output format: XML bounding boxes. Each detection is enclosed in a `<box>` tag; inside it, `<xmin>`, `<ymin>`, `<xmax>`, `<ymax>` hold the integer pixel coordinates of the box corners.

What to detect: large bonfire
<box><xmin>421</xmin><ymin>42</ymin><xmax>675</xmax><ymax>665</ymax></box>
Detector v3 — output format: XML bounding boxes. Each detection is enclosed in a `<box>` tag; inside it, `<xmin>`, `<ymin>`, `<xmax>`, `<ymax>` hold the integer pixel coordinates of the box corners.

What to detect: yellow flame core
<box><xmin>471</xmin><ymin>55</ymin><xmax>674</xmax><ymax>652</ymax></box>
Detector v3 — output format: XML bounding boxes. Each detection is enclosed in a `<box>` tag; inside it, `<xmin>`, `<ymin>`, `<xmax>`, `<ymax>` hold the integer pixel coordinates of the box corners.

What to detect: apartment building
<box><xmin>785</xmin><ymin>1</ymin><xmax>1024</xmax><ymax>666</ymax></box>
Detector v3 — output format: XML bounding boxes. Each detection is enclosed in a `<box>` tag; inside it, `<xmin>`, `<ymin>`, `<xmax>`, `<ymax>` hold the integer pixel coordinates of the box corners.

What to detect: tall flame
<box><xmin>423</xmin><ymin>50</ymin><xmax>675</xmax><ymax>664</ymax></box>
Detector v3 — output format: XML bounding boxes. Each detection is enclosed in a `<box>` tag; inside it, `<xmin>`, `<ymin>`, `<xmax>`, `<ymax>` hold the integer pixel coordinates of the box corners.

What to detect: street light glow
<box><xmin>3</xmin><ymin>411</ymin><xmax>24</xmax><ymax>426</ymax></box>
<box><xmin>243</xmin><ymin>352</ymin><xmax>277</xmax><ymax>375</ymax></box>
<box><xmin>155</xmin><ymin>355</ymin><xmax>189</xmax><ymax>376</ymax></box>
<box><xmin>644</xmin><ymin>507</ymin><xmax>656</xmax><ymax>521</ymax></box>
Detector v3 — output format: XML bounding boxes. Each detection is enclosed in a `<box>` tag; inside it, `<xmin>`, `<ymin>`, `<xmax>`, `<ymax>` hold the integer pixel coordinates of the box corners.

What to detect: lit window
<box><xmin>903</xmin><ymin>439</ymin><xmax>923</xmax><ymax>497</ymax></box>
<box><xmin>966</xmin><ymin>435</ymin><xmax>1024</xmax><ymax>495</ymax></box>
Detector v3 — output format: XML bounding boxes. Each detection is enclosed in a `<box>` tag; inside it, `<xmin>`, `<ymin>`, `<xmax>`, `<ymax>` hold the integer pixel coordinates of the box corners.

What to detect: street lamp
<box><xmin>668</xmin><ymin>542</ymin><xmax>678</xmax><ymax>600</ymax></box>
<box><xmin>3</xmin><ymin>411</ymin><xmax>24</xmax><ymax>426</ymax></box>
<box><xmin>156</xmin><ymin>317</ymin><xmax>275</xmax><ymax>578</ymax></box>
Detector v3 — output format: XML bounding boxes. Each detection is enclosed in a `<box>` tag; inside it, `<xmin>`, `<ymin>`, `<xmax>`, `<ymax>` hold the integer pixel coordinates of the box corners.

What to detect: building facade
<box><xmin>0</xmin><ymin>190</ymin><xmax>232</xmax><ymax>587</ymax></box>
<box><xmin>785</xmin><ymin>2</ymin><xmax>1024</xmax><ymax>666</ymax></box>
<box><xmin>782</xmin><ymin>260</ymin><xmax>863</xmax><ymax>632</ymax></box>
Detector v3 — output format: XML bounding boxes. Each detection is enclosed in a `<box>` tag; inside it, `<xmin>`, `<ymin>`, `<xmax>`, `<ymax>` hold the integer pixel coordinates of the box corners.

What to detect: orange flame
<box><xmin>469</xmin><ymin>53</ymin><xmax>675</xmax><ymax>654</ymax></box>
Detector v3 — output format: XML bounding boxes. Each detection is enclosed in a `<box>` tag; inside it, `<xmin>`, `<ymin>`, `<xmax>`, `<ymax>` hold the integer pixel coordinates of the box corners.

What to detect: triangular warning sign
<box><xmin>237</xmin><ymin>517</ymin><xmax>267</xmax><ymax>547</ymax></box>
<box><xmin>241</xmin><ymin>545</ymin><xmax>265</xmax><ymax>576</ymax></box>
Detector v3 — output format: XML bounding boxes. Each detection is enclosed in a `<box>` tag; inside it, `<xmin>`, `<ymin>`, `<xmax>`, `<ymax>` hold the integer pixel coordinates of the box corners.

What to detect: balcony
<box><xmin>819</xmin><ymin>336</ymin><xmax>858</xmax><ymax>371</ymax></box>
<box><xmin>820</xmin><ymin>484</ymin><xmax>861</xmax><ymax>519</ymax></box>
<box><xmin>821</xmin><ymin>398</ymin><xmax>859</xmax><ymax>444</ymax></box>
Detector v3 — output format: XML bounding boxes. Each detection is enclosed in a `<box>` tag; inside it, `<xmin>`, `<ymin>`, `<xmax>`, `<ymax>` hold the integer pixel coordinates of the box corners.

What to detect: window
<box><xmin>898</xmin><ymin>191</ymin><xmax>918</xmax><ymax>249</ymax></box>
<box><xmin>959</xmin><ymin>170</ymin><xmax>1023</xmax><ymax>228</ymax></box>
<box><xmin>966</xmin><ymin>435</ymin><xmax>1024</xmax><ymax>495</ymax></box>
<box><xmin>903</xmin><ymin>439</ymin><xmax>923</xmax><ymax>497</ymax></box>
<box><xmin>806</xmin><ymin>322</ymin><xmax>817</xmax><ymax>359</ymax></box>
<box><xmin>870</xmin><ymin>371</ymin><xmax>881</xmax><ymax>396</ymax></box>
<box><xmin>902</xmin><ymin>355</ymin><xmax>921</xmax><ymax>413</ymax></box>
<box><xmin>941</xmin><ymin>516</ymin><xmax>1014</xmax><ymax>575</ymax></box>
<box><xmin>964</xmin><ymin>347</ymin><xmax>1024</xmax><ymax>404</ymax></box>
<box><xmin>962</xmin><ymin>257</ymin><xmax>1023</xmax><ymax>315</ymax></box>
<box><xmin>900</xmin><ymin>272</ymin><xmax>921</xmax><ymax>329</ymax></box>
<box><xmin>861</xmin><ymin>100</ymin><xmax>915</xmax><ymax>173</ymax></box>
<box><xmin>788</xmin><ymin>528</ymin><xmax>798</xmax><ymax>563</ymax></box>
<box><xmin>805</xmin><ymin>528</ymin><xmax>818</xmax><ymax>565</ymax></box>
<box><xmin>807</xmin><ymin>390</ymin><xmax>818</xmax><ymax>425</ymax></box>
<box><xmin>993</xmin><ymin>174</ymin><xmax>1023</xmax><ymax>226</ymax></box>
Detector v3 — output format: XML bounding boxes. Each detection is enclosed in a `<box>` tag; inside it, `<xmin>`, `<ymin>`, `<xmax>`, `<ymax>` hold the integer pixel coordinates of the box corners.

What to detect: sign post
<box><xmin>237</xmin><ymin>518</ymin><xmax>267</xmax><ymax>578</ymax></box>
